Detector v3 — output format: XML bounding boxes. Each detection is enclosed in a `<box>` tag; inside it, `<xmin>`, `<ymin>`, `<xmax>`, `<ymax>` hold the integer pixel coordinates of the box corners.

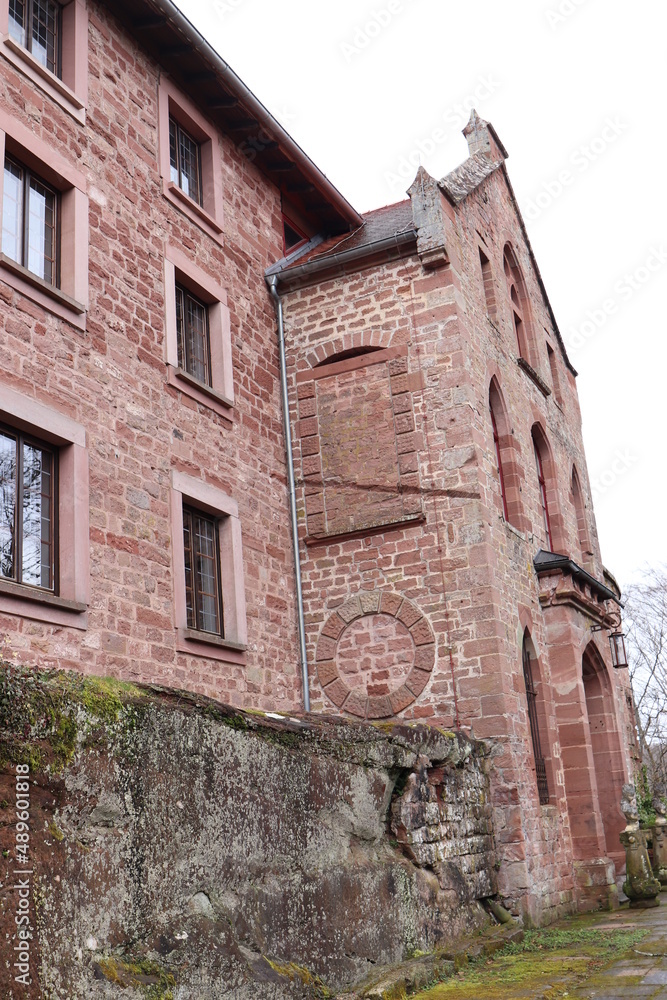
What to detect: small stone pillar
<box><xmin>620</xmin><ymin>784</ymin><xmax>661</xmax><ymax>908</ymax></box>
<box><xmin>652</xmin><ymin>797</ymin><xmax>667</xmax><ymax>888</ymax></box>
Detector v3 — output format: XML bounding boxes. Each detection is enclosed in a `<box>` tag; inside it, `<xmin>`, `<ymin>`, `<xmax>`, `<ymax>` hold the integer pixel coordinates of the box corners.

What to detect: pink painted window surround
<box><xmin>0</xmin><ymin>381</ymin><xmax>89</xmax><ymax>629</ymax></box>
<box><xmin>0</xmin><ymin>107</ymin><xmax>88</xmax><ymax>329</ymax></box>
<box><xmin>170</xmin><ymin>470</ymin><xmax>247</xmax><ymax>662</ymax></box>
<box><xmin>157</xmin><ymin>77</ymin><xmax>224</xmax><ymax>243</ymax></box>
<box><xmin>0</xmin><ymin>0</ymin><xmax>88</xmax><ymax>123</ymax></box>
<box><xmin>163</xmin><ymin>244</ymin><xmax>234</xmax><ymax>416</ymax></box>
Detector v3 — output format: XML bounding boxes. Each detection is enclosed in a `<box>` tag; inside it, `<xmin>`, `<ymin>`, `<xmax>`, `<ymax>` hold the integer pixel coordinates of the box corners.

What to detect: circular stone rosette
<box><xmin>315</xmin><ymin>590</ymin><xmax>436</xmax><ymax>719</ymax></box>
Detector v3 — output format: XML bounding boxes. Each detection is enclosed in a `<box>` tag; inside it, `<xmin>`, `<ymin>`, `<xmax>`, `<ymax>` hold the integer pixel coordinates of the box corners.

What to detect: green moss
<box><xmin>79</xmin><ymin>677</ymin><xmax>142</xmax><ymax>724</ymax></box>
<box><xmin>265</xmin><ymin>959</ymin><xmax>330</xmax><ymax>996</ymax></box>
<box><xmin>0</xmin><ymin>662</ymin><xmax>151</xmax><ymax>773</ymax></box>
<box><xmin>97</xmin><ymin>956</ymin><xmax>176</xmax><ymax>998</ymax></box>
<box><xmin>411</xmin><ymin>919</ymin><xmax>650</xmax><ymax>999</ymax></box>
<box><xmin>48</xmin><ymin>822</ymin><xmax>64</xmax><ymax>842</ymax></box>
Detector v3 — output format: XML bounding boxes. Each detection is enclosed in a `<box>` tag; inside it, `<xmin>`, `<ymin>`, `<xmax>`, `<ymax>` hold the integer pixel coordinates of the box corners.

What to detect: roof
<box><xmin>103</xmin><ymin>0</ymin><xmax>362</xmax><ymax>234</ymax></box>
<box><xmin>534</xmin><ymin>550</ymin><xmax>622</xmax><ymax>606</ymax></box>
<box><xmin>280</xmin><ymin>200</ymin><xmax>415</xmax><ymax>270</ymax></box>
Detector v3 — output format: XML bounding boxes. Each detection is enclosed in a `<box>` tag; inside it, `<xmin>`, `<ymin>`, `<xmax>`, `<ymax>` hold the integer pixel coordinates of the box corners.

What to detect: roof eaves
<box><xmin>112</xmin><ymin>0</ymin><xmax>363</xmax><ymax>229</ymax></box>
<box><xmin>267</xmin><ymin>228</ymin><xmax>417</xmax><ymax>289</ymax></box>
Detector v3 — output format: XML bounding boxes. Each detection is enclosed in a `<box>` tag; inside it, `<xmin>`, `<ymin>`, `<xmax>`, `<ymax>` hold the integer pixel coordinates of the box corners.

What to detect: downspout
<box><xmin>267</xmin><ymin>275</ymin><xmax>310</xmax><ymax>712</ymax></box>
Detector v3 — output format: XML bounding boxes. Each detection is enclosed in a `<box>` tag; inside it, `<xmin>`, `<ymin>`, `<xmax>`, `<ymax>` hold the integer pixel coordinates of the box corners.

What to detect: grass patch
<box><xmin>411</xmin><ymin>918</ymin><xmax>650</xmax><ymax>999</ymax></box>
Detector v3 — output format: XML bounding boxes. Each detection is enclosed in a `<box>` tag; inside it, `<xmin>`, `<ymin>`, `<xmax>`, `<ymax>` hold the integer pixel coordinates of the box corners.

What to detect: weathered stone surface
<box><xmin>0</xmin><ymin>677</ymin><xmax>495</xmax><ymax>999</ymax></box>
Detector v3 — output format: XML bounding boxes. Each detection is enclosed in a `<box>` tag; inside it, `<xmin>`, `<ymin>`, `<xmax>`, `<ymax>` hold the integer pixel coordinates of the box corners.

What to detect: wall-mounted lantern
<box><xmin>609</xmin><ymin>631</ymin><xmax>628</xmax><ymax>669</ymax></box>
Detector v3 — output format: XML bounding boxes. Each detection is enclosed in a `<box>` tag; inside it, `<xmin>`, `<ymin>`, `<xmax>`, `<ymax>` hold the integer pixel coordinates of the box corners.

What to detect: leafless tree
<box><xmin>625</xmin><ymin>566</ymin><xmax>667</xmax><ymax>789</ymax></box>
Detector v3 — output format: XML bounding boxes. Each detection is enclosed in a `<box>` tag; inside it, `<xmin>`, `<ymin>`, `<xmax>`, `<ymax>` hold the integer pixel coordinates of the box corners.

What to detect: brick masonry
<box><xmin>0</xmin><ymin>3</ymin><xmax>301</xmax><ymax>711</ymax></box>
<box><xmin>279</xmin><ymin>136</ymin><xmax>636</xmax><ymax>922</ymax></box>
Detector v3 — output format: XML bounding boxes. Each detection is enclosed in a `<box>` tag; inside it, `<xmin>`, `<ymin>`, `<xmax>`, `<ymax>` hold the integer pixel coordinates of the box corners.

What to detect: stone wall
<box><xmin>0</xmin><ymin>672</ymin><xmax>498</xmax><ymax>999</ymax></box>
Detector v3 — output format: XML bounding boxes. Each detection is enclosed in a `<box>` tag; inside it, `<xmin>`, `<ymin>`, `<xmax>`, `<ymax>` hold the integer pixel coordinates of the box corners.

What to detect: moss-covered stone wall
<box><xmin>0</xmin><ymin>666</ymin><xmax>497</xmax><ymax>999</ymax></box>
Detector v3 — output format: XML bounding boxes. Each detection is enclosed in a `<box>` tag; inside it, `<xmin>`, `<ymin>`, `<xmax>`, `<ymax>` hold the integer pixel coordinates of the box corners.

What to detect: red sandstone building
<box><xmin>0</xmin><ymin>0</ymin><xmax>635</xmax><ymax>921</ymax></box>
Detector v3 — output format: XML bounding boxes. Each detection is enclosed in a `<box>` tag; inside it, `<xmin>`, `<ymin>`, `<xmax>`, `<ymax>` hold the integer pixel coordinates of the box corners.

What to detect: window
<box><xmin>533</xmin><ymin>431</ymin><xmax>553</xmax><ymax>552</ymax></box>
<box><xmin>163</xmin><ymin>244</ymin><xmax>233</xmax><ymax>415</ymax></box>
<box><xmin>490</xmin><ymin>404</ymin><xmax>508</xmax><ymax>521</ymax></box>
<box><xmin>0</xmin><ymin>381</ymin><xmax>89</xmax><ymax>627</ymax></box>
<box><xmin>8</xmin><ymin>0</ymin><xmax>60</xmax><ymax>74</ymax></box>
<box><xmin>169</xmin><ymin>117</ymin><xmax>202</xmax><ymax>206</ymax></box>
<box><xmin>503</xmin><ymin>243</ymin><xmax>535</xmax><ymax>364</ymax></box>
<box><xmin>0</xmin><ymin>425</ymin><xmax>55</xmax><ymax>591</ymax></box>
<box><xmin>176</xmin><ymin>284</ymin><xmax>210</xmax><ymax>385</ymax></box>
<box><xmin>479</xmin><ymin>247</ymin><xmax>497</xmax><ymax>320</ymax></box>
<box><xmin>546</xmin><ymin>342</ymin><xmax>562</xmax><ymax>405</ymax></box>
<box><xmin>571</xmin><ymin>466</ymin><xmax>591</xmax><ymax>560</ymax></box>
<box><xmin>3</xmin><ymin>155</ymin><xmax>58</xmax><ymax>286</ymax></box>
<box><xmin>282</xmin><ymin>215</ymin><xmax>307</xmax><ymax>255</ymax></box>
<box><xmin>523</xmin><ymin>634</ymin><xmax>550</xmax><ymax>805</ymax></box>
<box><xmin>183</xmin><ymin>505</ymin><xmax>222</xmax><ymax>635</ymax></box>
<box><xmin>157</xmin><ymin>79</ymin><xmax>223</xmax><ymax>240</ymax></box>
<box><xmin>170</xmin><ymin>471</ymin><xmax>247</xmax><ymax>659</ymax></box>
<box><xmin>0</xmin><ymin>109</ymin><xmax>88</xmax><ymax>327</ymax></box>
<box><xmin>1</xmin><ymin>0</ymin><xmax>88</xmax><ymax>119</ymax></box>
<box><xmin>488</xmin><ymin>377</ymin><xmax>523</xmax><ymax>531</ymax></box>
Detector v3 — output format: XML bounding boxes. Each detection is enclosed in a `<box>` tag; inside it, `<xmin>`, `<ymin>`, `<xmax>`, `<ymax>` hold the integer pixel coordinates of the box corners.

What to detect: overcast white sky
<box><xmin>174</xmin><ymin>0</ymin><xmax>664</xmax><ymax>592</ymax></box>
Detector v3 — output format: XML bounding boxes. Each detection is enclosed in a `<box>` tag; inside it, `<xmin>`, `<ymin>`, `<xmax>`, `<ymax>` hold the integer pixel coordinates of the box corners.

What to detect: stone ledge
<box><xmin>346</xmin><ymin>922</ymin><xmax>524</xmax><ymax>998</ymax></box>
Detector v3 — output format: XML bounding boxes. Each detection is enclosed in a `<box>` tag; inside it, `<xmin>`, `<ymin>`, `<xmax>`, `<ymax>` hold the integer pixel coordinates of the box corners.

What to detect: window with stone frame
<box><xmin>522</xmin><ymin>632</ymin><xmax>550</xmax><ymax>805</ymax></box>
<box><xmin>170</xmin><ymin>471</ymin><xmax>247</xmax><ymax>659</ymax></box>
<box><xmin>532</xmin><ymin>429</ymin><xmax>554</xmax><ymax>552</ymax></box>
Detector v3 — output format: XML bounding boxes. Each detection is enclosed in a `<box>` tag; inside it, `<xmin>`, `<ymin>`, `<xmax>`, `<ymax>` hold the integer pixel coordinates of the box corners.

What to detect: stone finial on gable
<box><xmin>407</xmin><ymin>166</ymin><xmax>449</xmax><ymax>270</ymax></box>
<box><xmin>462</xmin><ymin>109</ymin><xmax>508</xmax><ymax>161</ymax></box>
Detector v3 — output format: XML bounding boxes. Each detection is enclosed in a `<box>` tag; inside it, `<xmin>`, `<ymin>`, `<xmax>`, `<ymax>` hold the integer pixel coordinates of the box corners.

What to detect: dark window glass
<box><xmin>175</xmin><ymin>285</ymin><xmax>210</xmax><ymax>385</ymax></box>
<box><xmin>0</xmin><ymin>426</ymin><xmax>56</xmax><ymax>591</ymax></box>
<box><xmin>169</xmin><ymin>117</ymin><xmax>202</xmax><ymax>205</ymax></box>
<box><xmin>533</xmin><ymin>441</ymin><xmax>553</xmax><ymax>552</ymax></box>
<box><xmin>9</xmin><ymin>0</ymin><xmax>60</xmax><ymax>75</ymax></box>
<box><xmin>283</xmin><ymin>218</ymin><xmax>306</xmax><ymax>253</ymax></box>
<box><xmin>2</xmin><ymin>156</ymin><xmax>58</xmax><ymax>286</ymax></box>
<box><xmin>523</xmin><ymin>639</ymin><xmax>550</xmax><ymax>805</ymax></box>
<box><xmin>490</xmin><ymin>406</ymin><xmax>508</xmax><ymax>521</ymax></box>
<box><xmin>183</xmin><ymin>506</ymin><xmax>222</xmax><ymax>635</ymax></box>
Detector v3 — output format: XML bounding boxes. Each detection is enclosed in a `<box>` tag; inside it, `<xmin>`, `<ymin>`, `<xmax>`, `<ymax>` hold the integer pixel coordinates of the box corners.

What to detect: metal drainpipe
<box><xmin>267</xmin><ymin>275</ymin><xmax>310</xmax><ymax>713</ymax></box>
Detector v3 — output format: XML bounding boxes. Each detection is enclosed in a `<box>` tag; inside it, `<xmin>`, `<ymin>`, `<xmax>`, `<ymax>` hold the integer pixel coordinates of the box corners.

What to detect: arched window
<box><xmin>479</xmin><ymin>247</ymin><xmax>497</xmax><ymax>319</ymax></box>
<box><xmin>490</xmin><ymin>404</ymin><xmax>508</xmax><ymax>520</ymax></box>
<box><xmin>503</xmin><ymin>244</ymin><xmax>535</xmax><ymax>364</ymax></box>
<box><xmin>489</xmin><ymin>378</ymin><xmax>523</xmax><ymax>529</ymax></box>
<box><xmin>532</xmin><ymin>426</ymin><xmax>554</xmax><ymax>552</ymax></box>
<box><xmin>522</xmin><ymin>632</ymin><xmax>550</xmax><ymax>805</ymax></box>
<box><xmin>571</xmin><ymin>466</ymin><xmax>591</xmax><ymax>561</ymax></box>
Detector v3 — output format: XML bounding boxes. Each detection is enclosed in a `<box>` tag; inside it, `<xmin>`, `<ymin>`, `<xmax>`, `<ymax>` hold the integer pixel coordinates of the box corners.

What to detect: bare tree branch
<box><xmin>625</xmin><ymin>565</ymin><xmax>667</xmax><ymax>787</ymax></box>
